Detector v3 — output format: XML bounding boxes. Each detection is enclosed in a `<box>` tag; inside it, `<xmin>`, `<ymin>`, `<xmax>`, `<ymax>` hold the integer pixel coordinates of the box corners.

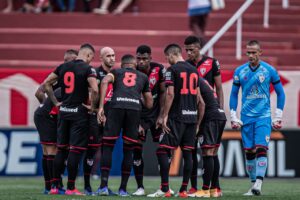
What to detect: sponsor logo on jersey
<box><xmin>259</xmin><ymin>74</ymin><xmax>265</xmax><ymax>83</ymax></box>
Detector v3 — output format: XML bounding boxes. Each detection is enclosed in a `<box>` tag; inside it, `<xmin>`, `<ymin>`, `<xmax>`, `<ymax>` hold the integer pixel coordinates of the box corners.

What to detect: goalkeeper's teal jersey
<box><xmin>232</xmin><ymin>61</ymin><xmax>280</xmax><ymax>124</ymax></box>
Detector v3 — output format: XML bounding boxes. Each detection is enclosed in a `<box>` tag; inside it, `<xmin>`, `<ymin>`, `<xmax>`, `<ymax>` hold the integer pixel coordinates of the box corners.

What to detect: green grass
<box><xmin>0</xmin><ymin>177</ymin><xmax>300</xmax><ymax>200</ymax></box>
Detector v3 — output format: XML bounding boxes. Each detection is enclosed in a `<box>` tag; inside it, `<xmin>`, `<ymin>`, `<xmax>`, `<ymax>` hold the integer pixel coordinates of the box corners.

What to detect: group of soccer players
<box><xmin>34</xmin><ymin>35</ymin><xmax>285</xmax><ymax>197</ymax></box>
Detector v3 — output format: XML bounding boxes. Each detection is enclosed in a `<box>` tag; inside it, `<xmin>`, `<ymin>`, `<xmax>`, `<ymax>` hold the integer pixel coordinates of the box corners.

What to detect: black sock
<box><xmin>83</xmin><ymin>148</ymin><xmax>97</xmax><ymax>189</ymax></box>
<box><xmin>133</xmin><ymin>144</ymin><xmax>144</xmax><ymax>189</ymax></box>
<box><xmin>47</xmin><ymin>155</ymin><xmax>55</xmax><ymax>189</ymax></box>
<box><xmin>52</xmin><ymin>148</ymin><xmax>68</xmax><ymax>188</ymax></box>
<box><xmin>120</xmin><ymin>143</ymin><xmax>134</xmax><ymax>191</ymax></box>
<box><xmin>42</xmin><ymin>155</ymin><xmax>51</xmax><ymax>190</ymax></box>
<box><xmin>202</xmin><ymin>156</ymin><xmax>214</xmax><ymax>190</ymax></box>
<box><xmin>100</xmin><ymin>140</ymin><xmax>115</xmax><ymax>188</ymax></box>
<box><xmin>191</xmin><ymin>142</ymin><xmax>198</xmax><ymax>190</ymax></box>
<box><xmin>180</xmin><ymin>150</ymin><xmax>193</xmax><ymax>192</ymax></box>
<box><xmin>67</xmin><ymin>148</ymin><xmax>84</xmax><ymax>190</ymax></box>
<box><xmin>156</xmin><ymin>148</ymin><xmax>170</xmax><ymax>192</ymax></box>
<box><xmin>211</xmin><ymin>156</ymin><xmax>220</xmax><ymax>189</ymax></box>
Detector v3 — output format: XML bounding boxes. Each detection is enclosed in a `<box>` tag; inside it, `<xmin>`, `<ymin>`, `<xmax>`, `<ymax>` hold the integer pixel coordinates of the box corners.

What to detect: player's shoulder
<box><xmin>235</xmin><ymin>63</ymin><xmax>248</xmax><ymax>73</ymax></box>
<box><xmin>136</xmin><ymin>69</ymin><xmax>148</xmax><ymax>79</ymax></box>
<box><xmin>150</xmin><ymin>61</ymin><xmax>164</xmax><ymax>69</ymax></box>
<box><xmin>260</xmin><ymin>61</ymin><xmax>277</xmax><ymax>72</ymax></box>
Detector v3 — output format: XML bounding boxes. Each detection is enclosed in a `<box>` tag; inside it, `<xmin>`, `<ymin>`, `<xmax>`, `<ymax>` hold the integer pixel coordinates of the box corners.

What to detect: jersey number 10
<box><xmin>180</xmin><ymin>72</ymin><xmax>198</xmax><ymax>95</ymax></box>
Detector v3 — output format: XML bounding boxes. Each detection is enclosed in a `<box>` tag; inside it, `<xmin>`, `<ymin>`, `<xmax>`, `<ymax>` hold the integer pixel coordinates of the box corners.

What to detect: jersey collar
<box><xmin>248</xmin><ymin>62</ymin><xmax>261</xmax><ymax>72</ymax></box>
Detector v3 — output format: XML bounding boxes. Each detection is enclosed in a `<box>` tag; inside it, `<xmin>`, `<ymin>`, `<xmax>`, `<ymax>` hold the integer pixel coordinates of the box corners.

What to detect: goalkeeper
<box><xmin>229</xmin><ymin>40</ymin><xmax>285</xmax><ymax>196</ymax></box>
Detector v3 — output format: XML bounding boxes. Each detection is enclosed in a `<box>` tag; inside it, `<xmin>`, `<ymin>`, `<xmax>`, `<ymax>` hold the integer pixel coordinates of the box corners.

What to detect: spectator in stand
<box><xmin>93</xmin><ymin>0</ymin><xmax>133</xmax><ymax>15</ymax></box>
<box><xmin>188</xmin><ymin>0</ymin><xmax>211</xmax><ymax>38</ymax></box>
<box><xmin>2</xmin><ymin>0</ymin><xmax>13</xmax><ymax>13</ymax></box>
<box><xmin>56</xmin><ymin>0</ymin><xmax>76</xmax><ymax>12</ymax></box>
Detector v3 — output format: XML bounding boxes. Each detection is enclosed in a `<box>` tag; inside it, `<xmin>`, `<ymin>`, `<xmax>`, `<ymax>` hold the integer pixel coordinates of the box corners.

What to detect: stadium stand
<box><xmin>0</xmin><ymin>0</ymin><xmax>300</xmax><ymax>69</ymax></box>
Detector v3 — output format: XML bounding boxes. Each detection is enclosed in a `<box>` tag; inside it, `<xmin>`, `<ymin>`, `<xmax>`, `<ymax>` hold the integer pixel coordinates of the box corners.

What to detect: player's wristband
<box><xmin>274</xmin><ymin>108</ymin><xmax>283</xmax><ymax>120</ymax></box>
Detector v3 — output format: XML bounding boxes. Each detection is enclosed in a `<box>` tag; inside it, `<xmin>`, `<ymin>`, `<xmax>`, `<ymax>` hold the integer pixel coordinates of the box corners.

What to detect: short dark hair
<box><xmin>65</xmin><ymin>49</ymin><xmax>78</xmax><ymax>56</ymax></box>
<box><xmin>184</xmin><ymin>35</ymin><xmax>204</xmax><ymax>46</ymax></box>
<box><xmin>121</xmin><ymin>54</ymin><xmax>136</xmax><ymax>66</ymax></box>
<box><xmin>247</xmin><ymin>40</ymin><xmax>260</xmax><ymax>48</ymax></box>
<box><xmin>80</xmin><ymin>43</ymin><xmax>95</xmax><ymax>53</ymax></box>
<box><xmin>164</xmin><ymin>43</ymin><xmax>182</xmax><ymax>55</ymax></box>
<box><xmin>136</xmin><ymin>45</ymin><xmax>151</xmax><ymax>54</ymax></box>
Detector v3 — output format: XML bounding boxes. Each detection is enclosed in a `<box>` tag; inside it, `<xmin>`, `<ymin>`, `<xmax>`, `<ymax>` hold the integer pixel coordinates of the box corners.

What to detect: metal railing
<box><xmin>200</xmin><ymin>0</ymin><xmax>290</xmax><ymax>60</ymax></box>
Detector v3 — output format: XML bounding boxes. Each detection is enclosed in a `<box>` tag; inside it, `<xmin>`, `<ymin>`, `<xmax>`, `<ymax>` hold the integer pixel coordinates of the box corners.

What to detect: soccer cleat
<box><xmin>50</xmin><ymin>187</ymin><xmax>65</xmax><ymax>195</ymax></box>
<box><xmin>187</xmin><ymin>187</ymin><xmax>197</xmax><ymax>197</ymax></box>
<box><xmin>108</xmin><ymin>188</ymin><xmax>117</xmax><ymax>196</ymax></box>
<box><xmin>84</xmin><ymin>187</ymin><xmax>94</xmax><ymax>196</ymax></box>
<box><xmin>251</xmin><ymin>179</ymin><xmax>262</xmax><ymax>196</ymax></box>
<box><xmin>132</xmin><ymin>187</ymin><xmax>145</xmax><ymax>196</ymax></box>
<box><xmin>118</xmin><ymin>189</ymin><xmax>130</xmax><ymax>197</ymax></box>
<box><xmin>43</xmin><ymin>189</ymin><xmax>50</xmax><ymax>194</ymax></box>
<box><xmin>147</xmin><ymin>189</ymin><xmax>172</xmax><ymax>197</ymax></box>
<box><xmin>210</xmin><ymin>188</ymin><xmax>223</xmax><ymax>197</ymax></box>
<box><xmin>169</xmin><ymin>188</ymin><xmax>175</xmax><ymax>195</ymax></box>
<box><xmin>243</xmin><ymin>188</ymin><xmax>254</xmax><ymax>196</ymax></box>
<box><xmin>194</xmin><ymin>189</ymin><xmax>210</xmax><ymax>198</ymax></box>
<box><xmin>95</xmin><ymin>186</ymin><xmax>109</xmax><ymax>196</ymax></box>
<box><xmin>175</xmin><ymin>191</ymin><xmax>188</xmax><ymax>198</ymax></box>
<box><xmin>65</xmin><ymin>188</ymin><xmax>84</xmax><ymax>195</ymax></box>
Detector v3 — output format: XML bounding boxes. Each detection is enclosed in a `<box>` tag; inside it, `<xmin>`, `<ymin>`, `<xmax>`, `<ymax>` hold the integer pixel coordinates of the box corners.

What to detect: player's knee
<box><xmin>202</xmin><ymin>148</ymin><xmax>214</xmax><ymax>156</ymax></box>
<box><xmin>256</xmin><ymin>147</ymin><xmax>267</xmax><ymax>158</ymax></box>
<box><xmin>245</xmin><ymin>151</ymin><xmax>256</xmax><ymax>160</ymax></box>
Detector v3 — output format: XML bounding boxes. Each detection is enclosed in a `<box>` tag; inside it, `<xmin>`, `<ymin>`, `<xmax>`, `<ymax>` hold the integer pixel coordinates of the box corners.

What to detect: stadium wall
<box><xmin>0</xmin><ymin>69</ymin><xmax>299</xmax><ymax>177</ymax></box>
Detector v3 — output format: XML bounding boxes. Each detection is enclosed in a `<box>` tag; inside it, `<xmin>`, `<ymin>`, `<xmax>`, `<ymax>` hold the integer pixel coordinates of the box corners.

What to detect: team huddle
<box><xmin>34</xmin><ymin>36</ymin><xmax>285</xmax><ymax>197</ymax></box>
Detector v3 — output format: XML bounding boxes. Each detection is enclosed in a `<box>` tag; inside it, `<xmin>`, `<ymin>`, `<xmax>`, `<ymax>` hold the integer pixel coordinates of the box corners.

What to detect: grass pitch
<box><xmin>0</xmin><ymin>177</ymin><xmax>299</xmax><ymax>200</ymax></box>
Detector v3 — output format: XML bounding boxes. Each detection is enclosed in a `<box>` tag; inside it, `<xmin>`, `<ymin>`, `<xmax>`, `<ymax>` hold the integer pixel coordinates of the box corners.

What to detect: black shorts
<box><xmin>198</xmin><ymin>120</ymin><xmax>226</xmax><ymax>148</ymax></box>
<box><xmin>87</xmin><ymin>114</ymin><xmax>102</xmax><ymax>148</ymax></box>
<box><xmin>57</xmin><ymin>113</ymin><xmax>89</xmax><ymax>149</ymax></box>
<box><xmin>34</xmin><ymin>112</ymin><xmax>57</xmax><ymax>145</ymax></box>
<box><xmin>139</xmin><ymin>118</ymin><xmax>162</xmax><ymax>142</ymax></box>
<box><xmin>159</xmin><ymin>119</ymin><xmax>196</xmax><ymax>150</ymax></box>
<box><xmin>103</xmin><ymin>108</ymin><xmax>140</xmax><ymax>143</ymax></box>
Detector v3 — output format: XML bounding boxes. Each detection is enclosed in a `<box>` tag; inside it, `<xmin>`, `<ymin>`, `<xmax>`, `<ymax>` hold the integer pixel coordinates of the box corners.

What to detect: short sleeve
<box><xmin>165</xmin><ymin>67</ymin><xmax>175</xmax><ymax>87</ymax></box>
<box><xmin>270</xmin><ymin>67</ymin><xmax>281</xmax><ymax>85</ymax></box>
<box><xmin>212</xmin><ymin>59</ymin><xmax>221</xmax><ymax>77</ymax></box>
<box><xmin>232</xmin><ymin>69</ymin><xmax>240</xmax><ymax>86</ymax></box>
<box><xmin>159</xmin><ymin>65</ymin><xmax>166</xmax><ymax>83</ymax></box>
<box><xmin>87</xmin><ymin>66</ymin><xmax>97</xmax><ymax>78</ymax></box>
<box><xmin>142</xmin><ymin>76</ymin><xmax>150</xmax><ymax>93</ymax></box>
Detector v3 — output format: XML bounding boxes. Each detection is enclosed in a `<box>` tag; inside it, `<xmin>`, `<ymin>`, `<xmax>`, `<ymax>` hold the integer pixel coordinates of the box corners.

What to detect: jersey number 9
<box><xmin>64</xmin><ymin>72</ymin><xmax>75</xmax><ymax>94</ymax></box>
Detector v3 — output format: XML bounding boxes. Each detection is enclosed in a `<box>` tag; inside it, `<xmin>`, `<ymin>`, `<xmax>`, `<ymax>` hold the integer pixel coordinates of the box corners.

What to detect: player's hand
<box><xmin>230</xmin><ymin>109</ymin><xmax>243</xmax><ymax>130</ymax></box>
<box><xmin>162</xmin><ymin>116</ymin><xmax>170</xmax><ymax>134</ymax></box>
<box><xmin>272</xmin><ymin>108</ymin><xmax>283</xmax><ymax>130</ymax></box>
<box><xmin>55</xmin><ymin>102</ymin><xmax>62</xmax><ymax>107</ymax></box>
<box><xmin>82</xmin><ymin>103</ymin><xmax>98</xmax><ymax>114</ymax></box>
<box><xmin>139</xmin><ymin>125</ymin><xmax>145</xmax><ymax>137</ymax></box>
<box><xmin>156</xmin><ymin>115</ymin><xmax>163</xmax><ymax>129</ymax></box>
<box><xmin>97</xmin><ymin>108</ymin><xmax>105</xmax><ymax>125</ymax></box>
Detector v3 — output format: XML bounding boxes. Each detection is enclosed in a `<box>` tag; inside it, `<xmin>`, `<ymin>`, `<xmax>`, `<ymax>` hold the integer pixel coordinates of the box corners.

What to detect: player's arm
<box><xmin>229</xmin><ymin>72</ymin><xmax>243</xmax><ymax>129</ymax></box>
<box><xmin>214</xmin><ymin>75</ymin><xmax>224</xmax><ymax>109</ymax></box>
<box><xmin>162</xmin><ymin>85</ymin><xmax>174</xmax><ymax>133</ymax></box>
<box><xmin>213</xmin><ymin>59</ymin><xmax>224</xmax><ymax>109</ymax></box>
<box><xmin>142</xmin><ymin>91</ymin><xmax>153</xmax><ymax>109</ymax></box>
<box><xmin>98</xmin><ymin>73</ymin><xmax>114</xmax><ymax>123</ymax></box>
<box><xmin>43</xmin><ymin>72</ymin><xmax>60</xmax><ymax>106</ymax></box>
<box><xmin>87</xmin><ymin>77</ymin><xmax>99</xmax><ymax>112</ymax></box>
<box><xmin>271</xmin><ymin>71</ymin><xmax>286</xmax><ymax>129</ymax></box>
<box><xmin>35</xmin><ymin>84</ymin><xmax>46</xmax><ymax>103</ymax></box>
<box><xmin>197</xmin><ymin>87</ymin><xmax>205</xmax><ymax>131</ymax></box>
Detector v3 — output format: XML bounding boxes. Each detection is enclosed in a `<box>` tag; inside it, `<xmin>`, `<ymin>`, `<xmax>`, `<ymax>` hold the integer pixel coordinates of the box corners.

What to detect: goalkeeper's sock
<box><xmin>256</xmin><ymin>148</ymin><xmax>268</xmax><ymax>180</ymax></box>
<box><xmin>245</xmin><ymin>152</ymin><xmax>256</xmax><ymax>182</ymax></box>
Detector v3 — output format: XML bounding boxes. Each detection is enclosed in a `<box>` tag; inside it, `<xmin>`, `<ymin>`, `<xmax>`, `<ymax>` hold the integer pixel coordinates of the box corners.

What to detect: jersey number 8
<box><xmin>123</xmin><ymin>72</ymin><xmax>137</xmax><ymax>87</ymax></box>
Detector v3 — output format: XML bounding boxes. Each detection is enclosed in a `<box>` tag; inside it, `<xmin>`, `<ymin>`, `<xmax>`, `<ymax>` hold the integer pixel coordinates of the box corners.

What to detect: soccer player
<box><xmin>44</xmin><ymin>43</ymin><xmax>98</xmax><ymax>195</ymax></box>
<box><xmin>34</xmin><ymin>88</ymin><xmax>61</xmax><ymax>194</ymax></box>
<box><xmin>132</xmin><ymin>45</ymin><xmax>166</xmax><ymax>196</ymax></box>
<box><xmin>34</xmin><ymin>49</ymin><xmax>77</xmax><ymax>194</ymax></box>
<box><xmin>148</xmin><ymin>44</ymin><xmax>204</xmax><ymax>198</ymax></box>
<box><xmin>184</xmin><ymin>35</ymin><xmax>224</xmax><ymax>196</ymax></box>
<box><xmin>83</xmin><ymin>47</ymin><xmax>116</xmax><ymax>195</ymax></box>
<box><xmin>191</xmin><ymin>78</ymin><xmax>226</xmax><ymax>198</ymax></box>
<box><xmin>96</xmin><ymin>54</ymin><xmax>153</xmax><ymax>196</ymax></box>
<box><xmin>229</xmin><ymin>40</ymin><xmax>285</xmax><ymax>196</ymax></box>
